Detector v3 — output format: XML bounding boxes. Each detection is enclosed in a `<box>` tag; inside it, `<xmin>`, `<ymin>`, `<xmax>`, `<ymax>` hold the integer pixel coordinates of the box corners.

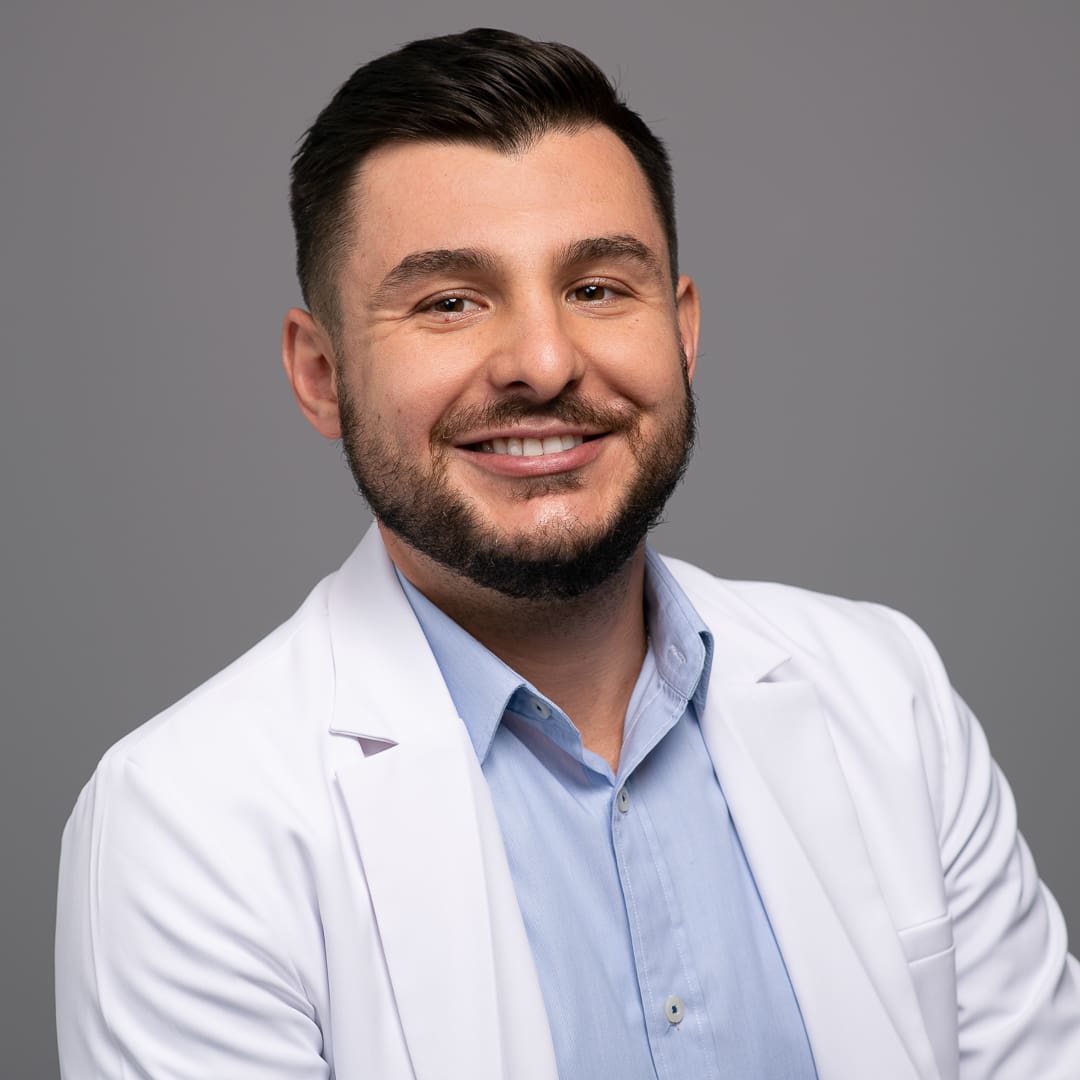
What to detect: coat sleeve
<box><xmin>55</xmin><ymin>751</ymin><xmax>331</xmax><ymax>1079</ymax></box>
<box><xmin>884</xmin><ymin>607</ymin><xmax>1080</xmax><ymax>1077</ymax></box>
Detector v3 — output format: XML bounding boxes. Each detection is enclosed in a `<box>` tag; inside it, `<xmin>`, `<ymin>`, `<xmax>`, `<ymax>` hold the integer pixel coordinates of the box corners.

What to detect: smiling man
<box><xmin>57</xmin><ymin>28</ymin><xmax>1080</xmax><ymax>1080</ymax></box>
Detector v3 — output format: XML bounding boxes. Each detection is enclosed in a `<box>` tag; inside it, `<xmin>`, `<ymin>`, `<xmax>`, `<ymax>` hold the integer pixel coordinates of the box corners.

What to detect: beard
<box><xmin>338</xmin><ymin>359</ymin><xmax>696</xmax><ymax>602</ymax></box>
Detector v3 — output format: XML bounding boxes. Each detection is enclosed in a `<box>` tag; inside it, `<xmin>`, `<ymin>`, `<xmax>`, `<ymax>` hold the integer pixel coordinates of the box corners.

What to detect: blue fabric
<box><xmin>398</xmin><ymin>550</ymin><xmax>817</xmax><ymax>1080</ymax></box>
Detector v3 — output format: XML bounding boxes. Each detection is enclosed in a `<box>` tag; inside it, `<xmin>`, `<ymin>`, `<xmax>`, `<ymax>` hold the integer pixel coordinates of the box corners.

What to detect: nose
<box><xmin>485</xmin><ymin>299</ymin><xmax>587</xmax><ymax>402</ymax></box>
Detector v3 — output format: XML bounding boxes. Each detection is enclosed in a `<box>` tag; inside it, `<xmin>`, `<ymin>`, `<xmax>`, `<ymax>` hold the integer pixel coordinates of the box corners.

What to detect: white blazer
<box><xmin>56</xmin><ymin>526</ymin><xmax>1080</xmax><ymax>1079</ymax></box>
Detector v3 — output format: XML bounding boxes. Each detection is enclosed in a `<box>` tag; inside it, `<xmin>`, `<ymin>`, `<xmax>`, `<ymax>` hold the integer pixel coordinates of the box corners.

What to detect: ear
<box><xmin>281</xmin><ymin>308</ymin><xmax>343</xmax><ymax>439</ymax></box>
<box><xmin>674</xmin><ymin>275</ymin><xmax>701</xmax><ymax>383</ymax></box>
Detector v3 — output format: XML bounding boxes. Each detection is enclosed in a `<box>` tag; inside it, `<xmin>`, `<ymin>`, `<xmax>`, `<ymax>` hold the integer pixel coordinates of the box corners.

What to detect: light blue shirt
<box><xmin>398</xmin><ymin>550</ymin><xmax>817</xmax><ymax>1080</ymax></box>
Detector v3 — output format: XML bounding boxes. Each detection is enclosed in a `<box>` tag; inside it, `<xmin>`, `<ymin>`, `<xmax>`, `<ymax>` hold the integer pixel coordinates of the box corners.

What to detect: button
<box><xmin>664</xmin><ymin>995</ymin><xmax>685</xmax><ymax>1025</ymax></box>
<box><xmin>616</xmin><ymin>787</ymin><xmax>631</xmax><ymax>814</ymax></box>
<box><xmin>529</xmin><ymin>698</ymin><xmax>551</xmax><ymax>719</ymax></box>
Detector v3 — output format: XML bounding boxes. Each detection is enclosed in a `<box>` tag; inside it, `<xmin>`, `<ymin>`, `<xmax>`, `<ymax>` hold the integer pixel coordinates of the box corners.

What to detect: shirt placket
<box><xmin>611</xmin><ymin>730</ymin><xmax>719</xmax><ymax>1080</ymax></box>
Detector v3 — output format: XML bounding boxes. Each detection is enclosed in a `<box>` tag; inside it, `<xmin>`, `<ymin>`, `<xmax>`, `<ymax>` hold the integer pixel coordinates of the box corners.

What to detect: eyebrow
<box><xmin>371</xmin><ymin>248</ymin><xmax>498</xmax><ymax>309</ymax></box>
<box><xmin>370</xmin><ymin>233</ymin><xmax>666</xmax><ymax>309</ymax></box>
<box><xmin>558</xmin><ymin>234</ymin><xmax>666</xmax><ymax>284</ymax></box>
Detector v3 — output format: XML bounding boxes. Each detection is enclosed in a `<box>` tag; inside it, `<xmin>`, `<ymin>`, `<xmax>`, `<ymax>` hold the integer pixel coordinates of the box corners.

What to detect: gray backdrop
<box><xmin>5</xmin><ymin>2</ymin><xmax>1078</xmax><ymax>1074</ymax></box>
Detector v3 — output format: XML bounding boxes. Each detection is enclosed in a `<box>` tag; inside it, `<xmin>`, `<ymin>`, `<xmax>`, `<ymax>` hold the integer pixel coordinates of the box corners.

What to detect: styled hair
<box><xmin>290</xmin><ymin>27</ymin><xmax>678</xmax><ymax>335</ymax></box>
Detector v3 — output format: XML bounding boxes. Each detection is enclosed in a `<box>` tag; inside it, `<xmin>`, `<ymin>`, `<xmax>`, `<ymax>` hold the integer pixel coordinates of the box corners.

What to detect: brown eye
<box><xmin>425</xmin><ymin>295</ymin><xmax>480</xmax><ymax>318</ymax></box>
<box><xmin>434</xmin><ymin>297</ymin><xmax>468</xmax><ymax>313</ymax></box>
<box><xmin>572</xmin><ymin>284</ymin><xmax>612</xmax><ymax>302</ymax></box>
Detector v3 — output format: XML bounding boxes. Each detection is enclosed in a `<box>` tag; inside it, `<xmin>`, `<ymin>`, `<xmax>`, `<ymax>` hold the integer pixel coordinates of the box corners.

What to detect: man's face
<box><xmin>331</xmin><ymin>126</ymin><xmax>700</xmax><ymax>599</ymax></box>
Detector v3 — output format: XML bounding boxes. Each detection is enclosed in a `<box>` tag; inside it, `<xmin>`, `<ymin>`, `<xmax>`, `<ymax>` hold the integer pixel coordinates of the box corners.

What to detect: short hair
<box><xmin>290</xmin><ymin>27</ymin><xmax>678</xmax><ymax>337</ymax></box>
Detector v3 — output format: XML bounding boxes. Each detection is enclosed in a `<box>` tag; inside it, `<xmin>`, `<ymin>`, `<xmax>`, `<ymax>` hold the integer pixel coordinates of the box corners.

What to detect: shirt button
<box><xmin>529</xmin><ymin>698</ymin><xmax>551</xmax><ymax>719</ymax></box>
<box><xmin>664</xmin><ymin>995</ymin><xmax>685</xmax><ymax>1025</ymax></box>
<box><xmin>616</xmin><ymin>787</ymin><xmax>631</xmax><ymax>813</ymax></box>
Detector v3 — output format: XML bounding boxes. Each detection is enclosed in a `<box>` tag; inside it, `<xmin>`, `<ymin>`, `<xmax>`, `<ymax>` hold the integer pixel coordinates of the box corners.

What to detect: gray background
<box><xmin>4</xmin><ymin>2</ymin><xmax>1078</xmax><ymax>1074</ymax></box>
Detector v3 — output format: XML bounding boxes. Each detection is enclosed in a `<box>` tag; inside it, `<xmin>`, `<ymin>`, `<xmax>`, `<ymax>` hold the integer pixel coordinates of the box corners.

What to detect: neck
<box><xmin>381</xmin><ymin>524</ymin><xmax>649</xmax><ymax>771</ymax></box>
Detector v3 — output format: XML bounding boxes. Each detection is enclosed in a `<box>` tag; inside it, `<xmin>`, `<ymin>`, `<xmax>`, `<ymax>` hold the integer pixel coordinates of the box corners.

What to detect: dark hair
<box><xmin>290</xmin><ymin>28</ymin><xmax>678</xmax><ymax>336</ymax></box>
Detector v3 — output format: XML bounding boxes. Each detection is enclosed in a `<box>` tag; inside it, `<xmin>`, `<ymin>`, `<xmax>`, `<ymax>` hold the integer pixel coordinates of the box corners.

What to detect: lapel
<box><xmin>676</xmin><ymin>565</ymin><xmax>942</xmax><ymax>1079</ymax></box>
<box><xmin>325</xmin><ymin>527</ymin><xmax>558</xmax><ymax>1080</ymax></box>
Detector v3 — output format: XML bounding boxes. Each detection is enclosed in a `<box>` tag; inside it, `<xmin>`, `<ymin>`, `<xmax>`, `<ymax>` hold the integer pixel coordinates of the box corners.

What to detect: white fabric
<box><xmin>56</xmin><ymin>525</ymin><xmax>1080</xmax><ymax>1078</ymax></box>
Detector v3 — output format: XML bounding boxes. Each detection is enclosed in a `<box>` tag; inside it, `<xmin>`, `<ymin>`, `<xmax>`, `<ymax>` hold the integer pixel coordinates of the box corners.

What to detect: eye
<box><xmin>570</xmin><ymin>283</ymin><xmax>617</xmax><ymax>303</ymax></box>
<box><xmin>427</xmin><ymin>295</ymin><xmax>480</xmax><ymax>315</ymax></box>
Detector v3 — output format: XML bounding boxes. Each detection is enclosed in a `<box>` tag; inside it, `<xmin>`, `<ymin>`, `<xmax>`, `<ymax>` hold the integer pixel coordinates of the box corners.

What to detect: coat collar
<box><xmin>326</xmin><ymin>524</ymin><xmax>455</xmax><ymax>749</ymax></box>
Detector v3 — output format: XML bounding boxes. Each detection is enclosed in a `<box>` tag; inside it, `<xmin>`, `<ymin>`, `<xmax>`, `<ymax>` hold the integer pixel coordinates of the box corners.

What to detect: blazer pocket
<box><xmin>898</xmin><ymin>913</ymin><xmax>959</xmax><ymax>1079</ymax></box>
<box><xmin>898</xmin><ymin>911</ymin><xmax>955</xmax><ymax>963</ymax></box>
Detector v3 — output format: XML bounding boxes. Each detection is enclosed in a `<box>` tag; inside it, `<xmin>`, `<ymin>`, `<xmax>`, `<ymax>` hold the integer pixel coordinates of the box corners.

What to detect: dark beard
<box><xmin>339</xmin><ymin>367</ymin><xmax>696</xmax><ymax>602</ymax></box>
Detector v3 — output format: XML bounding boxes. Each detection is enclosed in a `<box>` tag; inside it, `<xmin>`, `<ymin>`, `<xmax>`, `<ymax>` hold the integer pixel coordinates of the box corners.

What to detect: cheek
<box><xmin>603</xmin><ymin>336</ymin><xmax>688</xmax><ymax>409</ymax></box>
<box><xmin>360</xmin><ymin>351</ymin><xmax>471</xmax><ymax>435</ymax></box>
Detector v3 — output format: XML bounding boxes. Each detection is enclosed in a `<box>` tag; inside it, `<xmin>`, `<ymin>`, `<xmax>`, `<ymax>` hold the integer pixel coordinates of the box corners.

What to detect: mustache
<box><xmin>432</xmin><ymin>393</ymin><xmax>639</xmax><ymax>443</ymax></box>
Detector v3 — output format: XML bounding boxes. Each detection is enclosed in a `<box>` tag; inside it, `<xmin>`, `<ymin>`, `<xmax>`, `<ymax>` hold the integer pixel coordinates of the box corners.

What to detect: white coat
<box><xmin>56</xmin><ymin>526</ymin><xmax>1080</xmax><ymax>1078</ymax></box>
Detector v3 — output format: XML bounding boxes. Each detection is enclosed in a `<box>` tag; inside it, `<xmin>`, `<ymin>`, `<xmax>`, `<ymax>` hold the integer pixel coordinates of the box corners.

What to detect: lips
<box><xmin>456</xmin><ymin>431</ymin><xmax>606</xmax><ymax>477</ymax></box>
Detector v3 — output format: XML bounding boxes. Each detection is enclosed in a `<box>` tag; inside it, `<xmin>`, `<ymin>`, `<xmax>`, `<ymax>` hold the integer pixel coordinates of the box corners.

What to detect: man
<box><xmin>56</xmin><ymin>28</ymin><xmax>1079</xmax><ymax>1079</ymax></box>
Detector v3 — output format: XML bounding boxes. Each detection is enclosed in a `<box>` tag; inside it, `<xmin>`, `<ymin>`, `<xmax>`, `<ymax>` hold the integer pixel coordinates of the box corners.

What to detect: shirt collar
<box><xmin>396</xmin><ymin>572</ymin><xmax>523</xmax><ymax>762</ymax></box>
<box><xmin>396</xmin><ymin>546</ymin><xmax>714</xmax><ymax>763</ymax></box>
<box><xmin>643</xmin><ymin>547</ymin><xmax>714</xmax><ymax>719</ymax></box>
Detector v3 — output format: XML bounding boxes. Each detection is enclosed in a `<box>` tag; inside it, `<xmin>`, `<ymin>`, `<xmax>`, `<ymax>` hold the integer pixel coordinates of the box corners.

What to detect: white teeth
<box><xmin>478</xmin><ymin>434</ymin><xmax>586</xmax><ymax>456</ymax></box>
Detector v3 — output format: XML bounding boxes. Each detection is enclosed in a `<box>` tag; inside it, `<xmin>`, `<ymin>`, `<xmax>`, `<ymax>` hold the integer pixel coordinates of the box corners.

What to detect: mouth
<box><xmin>454</xmin><ymin>430</ymin><xmax>607</xmax><ymax>477</ymax></box>
<box><xmin>470</xmin><ymin>434</ymin><xmax>594</xmax><ymax>457</ymax></box>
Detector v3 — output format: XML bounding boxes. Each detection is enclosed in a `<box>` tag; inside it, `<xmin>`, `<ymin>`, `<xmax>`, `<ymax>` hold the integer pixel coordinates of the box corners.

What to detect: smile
<box><xmin>457</xmin><ymin>432</ymin><xmax>606</xmax><ymax>477</ymax></box>
<box><xmin>477</xmin><ymin>435</ymin><xmax>585</xmax><ymax>457</ymax></box>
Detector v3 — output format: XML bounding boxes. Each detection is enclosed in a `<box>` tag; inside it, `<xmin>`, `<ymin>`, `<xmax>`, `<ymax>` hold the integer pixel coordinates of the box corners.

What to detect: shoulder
<box><xmin>661</xmin><ymin>554</ymin><xmax>947</xmax><ymax>689</ymax></box>
<box><xmin>661</xmin><ymin>556</ymin><xmax>973</xmax><ymax>892</ymax></box>
<box><xmin>73</xmin><ymin>570</ymin><xmax>342</xmax><ymax>838</ymax></box>
<box><xmin>56</xmin><ymin>576</ymin><xmax>352</xmax><ymax>1073</ymax></box>
<box><xmin>58</xmin><ymin>569</ymin><xmax>353</xmax><ymax>996</ymax></box>
<box><xmin>660</xmin><ymin>555</ymin><xmax>962</xmax><ymax>793</ymax></box>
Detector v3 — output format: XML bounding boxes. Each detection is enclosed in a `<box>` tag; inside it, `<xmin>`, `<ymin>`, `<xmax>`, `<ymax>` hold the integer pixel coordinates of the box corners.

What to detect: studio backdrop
<box><xmin>4</xmin><ymin>3</ymin><xmax>1078</xmax><ymax>1075</ymax></box>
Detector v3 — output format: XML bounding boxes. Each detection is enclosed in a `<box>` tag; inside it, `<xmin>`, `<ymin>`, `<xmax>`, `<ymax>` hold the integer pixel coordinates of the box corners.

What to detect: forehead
<box><xmin>345</xmin><ymin>126</ymin><xmax>667</xmax><ymax>278</ymax></box>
